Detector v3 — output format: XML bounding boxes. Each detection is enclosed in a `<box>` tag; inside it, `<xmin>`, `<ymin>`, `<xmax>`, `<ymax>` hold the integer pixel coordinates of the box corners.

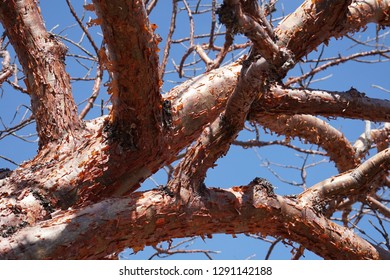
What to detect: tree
<box><xmin>0</xmin><ymin>0</ymin><xmax>389</xmax><ymax>260</ymax></box>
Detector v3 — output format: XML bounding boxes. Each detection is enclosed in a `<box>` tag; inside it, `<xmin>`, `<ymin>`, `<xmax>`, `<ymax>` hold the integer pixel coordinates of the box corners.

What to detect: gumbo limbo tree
<box><xmin>0</xmin><ymin>0</ymin><xmax>389</xmax><ymax>259</ymax></box>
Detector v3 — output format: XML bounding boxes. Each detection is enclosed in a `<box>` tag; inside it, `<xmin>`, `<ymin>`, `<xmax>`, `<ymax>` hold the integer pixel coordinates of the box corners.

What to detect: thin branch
<box><xmin>367</xmin><ymin>196</ymin><xmax>390</xmax><ymax>218</ymax></box>
<box><xmin>159</xmin><ymin>0</ymin><xmax>178</xmax><ymax>80</ymax></box>
<box><xmin>79</xmin><ymin>64</ymin><xmax>103</xmax><ymax>119</ymax></box>
<box><xmin>146</xmin><ymin>0</ymin><xmax>159</xmax><ymax>14</ymax></box>
<box><xmin>0</xmin><ymin>155</ymin><xmax>19</xmax><ymax>166</ymax></box>
<box><xmin>65</xmin><ymin>0</ymin><xmax>99</xmax><ymax>55</ymax></box>
<box><xmin>265</xmin><ymin>237</ymin><xmax>282</xmax><ymax>260</ymax></box>
<box><xmin>286</xmin><ymin>49</ymin><xmax>390</xmax><ymax>86</ymax></box>
<box><xmin>0</xmin><ymin>116</ymin><xmax>34</xmax><ymax>141</ymax></box>
<box><xmin>55</xmin><ymin>34</ymin><xmax>96</xmax><ymax>58</ymax></box>
<box><xmin>233</xmin><ymin>139</ymin><xmax>327</xmax><ymax>156</ymax></box>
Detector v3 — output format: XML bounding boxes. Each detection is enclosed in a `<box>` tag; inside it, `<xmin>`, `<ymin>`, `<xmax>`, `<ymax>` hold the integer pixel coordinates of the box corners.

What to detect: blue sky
<box><xmin>0</xmin><ymin>1</ymin><xmax>389</xmax><ymax>259</ymax></box>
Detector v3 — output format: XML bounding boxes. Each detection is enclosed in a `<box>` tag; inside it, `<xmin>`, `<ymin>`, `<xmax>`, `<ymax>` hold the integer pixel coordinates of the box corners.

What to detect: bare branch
<box><xmin>79</xmin><ymin>64</ymin><xmax>104</xmax><ymax>119</ymax></box>
<box><xmin>251</xmin><ymin>85</ymin><xmax>390</xmax><ymax>123</ymax></box>
<box><xmin>65</xmin><ymin>0</ymin><xmax>99</xmax><ymax>55</ymax></box>
<box><xmin>146</xmin><ymin>0</ymin><xmax>159</xmax><ymax>14</ymax></box>
<box><xmin>299</xmin><ymin>148</ymin><xmax>390</xmax><ymax>206</ymax></box>
<box><xmin>159</xmin><ymin>0</ymin><xmax>178</xmax><ymax>80</ymax></box>
<box><xmin>0</xmin><ymin>0</ymin><xmax>84</xmax><ymax>148</ymax></box>
<box><xmin>367</xmin><ymin>196</ymin><xmax>390</xmax><ymax>218</ymax></box>
<box><xmin>286</xmin><ymin>48</ymin><xmax>390</xmax><ymax>86</ymax></box>
<box><xmin>253</xmin><ymin>114</ymin><xmax>359</xmax><ymax>172</ymax></box>
<box><xmin>92</xmin><ymin>0</ymin><xmax>162</xmax><ymax>144</ymax></box>
<box><xmin>0</xmin><ymin>115</ymin><xmax>34</xmax><ymax>141</ymax></box>
<box><xmin>0</xmin><ymin>183</ymin><xmax>385</xmax><ymax>259</ymax></box>
<box><xmin>233</xmin><ymin>139</ymin><xmax>327</xmax><ymax>156</ymax></box>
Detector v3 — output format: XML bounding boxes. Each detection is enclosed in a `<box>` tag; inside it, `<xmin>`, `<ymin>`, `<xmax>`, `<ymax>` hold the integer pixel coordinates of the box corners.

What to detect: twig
<box><xmin>65</xmin><ymin>0</ymin><xmax>99</xmax><ymax>55</ymax></box>
<box><xmin>0</xmin><ymin>155</ymin><xmax>19</xmax><ymax>166</ymax></box>
<box><xmin>233</xmin><ymin>139</ymin><xmax>327</xmax><ymax>156</ymax></box>
<box><xmin>265</xmin><ymin>237</ymin><xmax>282</xmax><ymax>260</ymax></box>
<box><xmin>146</xmin><ymin>0</ymin><xmax>159</xmax><ymax>14</ymax></box>
<box><xmin>159</xmin><ymin>0</ymin><xmax>178</xmax><ymax>80</ymax></box>
<box><xmin>286</xmin><ymin>48</ymin><xmax>390</xmax><ymax>86</ymax></box>
<box><xmin>79</xmin><ymin>64</ymin><xmax>103</xmax><ymax>119</ymax></box>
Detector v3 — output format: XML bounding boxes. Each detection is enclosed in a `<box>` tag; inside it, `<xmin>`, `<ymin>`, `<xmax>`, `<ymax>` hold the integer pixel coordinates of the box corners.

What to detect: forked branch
<box><xmin>92</xmin><ymin>0</ymin><xmax>162</xmax><ymax>146</ymax></box>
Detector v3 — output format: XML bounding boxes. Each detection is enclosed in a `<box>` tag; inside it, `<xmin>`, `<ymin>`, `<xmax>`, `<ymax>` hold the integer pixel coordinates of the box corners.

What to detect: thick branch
<box><xmin>92</xmin><ymin>0</ymin><xmax>162</xmax><ymax>146</ymax></box>
<box><xmin>0</xmin><ymin>0</ymin><xmax>83</xmax><ymax>148</ymax></box>
<box><xmin>0</xmin><ymin>64</ymin><xmax>242</xmax><ymax>226</ymax></box>
<box><xmin>252</xmin><ymin>86</ymin><xmax>390</xmax><ymax>122</ymax></box>
<box><xmin>273</xmin><ymin>0</ymin><xmax>390</xmax><ymax>66</ymax></box>
<box><xmin>252</xmin><ymin>114</ymin><xmax>359</xmax><ymax>172</ymax></box>
<box><xmin>299</xmin><ymin>148</ymin><xmax>390</xmax><ymax>206</ymax></box>
<box><xmin>347</xmin><ymin>0</ymin><xmax>390</xmax><ymax>27</ymax></box>
<box><xmin>0</xmin><ymin>183</ymin><xmax>384</xmax><ymax>260</ymax></box>
<box><xmin>168</xmin><ymin>59</ymin><xmax>270</xmax><ymax>194</ymax></box>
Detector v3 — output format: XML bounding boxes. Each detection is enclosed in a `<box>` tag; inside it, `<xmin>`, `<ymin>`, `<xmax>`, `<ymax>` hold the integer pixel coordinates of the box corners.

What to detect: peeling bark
<box><xmin>92</xmin><ymin>0</ymin><xmax>162</xmax><ymax>144</ymax></box>
<box><xmin>0</xmin><ymin>183</ymin><xmax>384</xmax><ymax>260</ymax></box>
<box><xmin>275</xmin><ymin>0</ymin><xmax>390</xmax><ymax>59</ymax></box>
<box><xmin>252</xmin><ymin>86</ymin><xmax>390</xmax><ymax>123</ymax></box>
<box><xmin>0</xmin><ymin>0</ymin><xmax>83</xmax><ymax>148</ymax></box>
<box><xmin>299</xmin><ymin>148</ymin><xmax>390</xmax><ymax>206</ymax></box>
<box><xmin>0</xmin><ymin>0</ymin><xmax>389</xmax><ymax>260</ymax></box>
<box><xmin>253</xmin><ymin>114</ymin><xmax>359</xmax><ymax>172</ymax></box>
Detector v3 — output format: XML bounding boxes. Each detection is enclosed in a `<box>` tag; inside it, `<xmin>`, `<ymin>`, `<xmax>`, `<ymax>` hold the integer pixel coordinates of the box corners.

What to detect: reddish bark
<box><xmin>253</xmin><ymin>86</ymin><xmax>390</xmax><ymax>123</ymax></box>
<box><xmin>0</xmin><ymin>0</ymin><xmax>83</xmax><ymax>148</ymax></box>
<box><xmin>0</xmin><ymin>0</ymin><xmax>389</xmax><ymax>260</ymax></box>
<box><xmin>0</xmin><ymin>182</ymin><xmax>383</xmax><ymax>259</ymax></box>
<box><xmin>254</xmin><ymin>114</ymin><xmax>359</xmax><ymax>172</ymax></box>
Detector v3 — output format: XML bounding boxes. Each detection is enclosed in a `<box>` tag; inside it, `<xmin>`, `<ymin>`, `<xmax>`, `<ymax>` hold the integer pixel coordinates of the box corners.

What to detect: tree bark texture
<box><xmin>0</xmin><ymin>0</ymin><xmax>84</xmax><ymax>148</ymax></box>
<box><xmin>0</xmin><ymin>0</ymin><xmax>389</xmax><ymax>259</ymax></box>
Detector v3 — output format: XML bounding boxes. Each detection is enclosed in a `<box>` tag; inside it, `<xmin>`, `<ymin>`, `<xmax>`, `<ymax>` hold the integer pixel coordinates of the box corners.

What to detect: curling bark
<box><xmin>0</xmin><ymin>0</ymin><xmax>389</xmax><ymax>259</ymax></box>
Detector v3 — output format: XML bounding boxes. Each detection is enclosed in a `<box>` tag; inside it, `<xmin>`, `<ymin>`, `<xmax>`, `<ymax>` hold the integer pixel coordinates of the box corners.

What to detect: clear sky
<box><xmin>0</xmin><ymin>1</ymin><xmax>388</xmax><ymax>260</ymax></box>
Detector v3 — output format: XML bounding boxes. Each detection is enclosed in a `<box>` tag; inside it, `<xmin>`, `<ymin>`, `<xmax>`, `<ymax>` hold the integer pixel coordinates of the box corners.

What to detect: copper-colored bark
<box><xmin>92</xmin><ymin>0</ymin><xmax>162</xmax><ymax>142</ymax></box>
<box><xmin>0</xmin><ymin>0</ymin><xmax>83</xmax><ymax>148</ymax></box>
<box><xmin>0</xmin><ymin>0</ymin><xmax>389</xmax><ymax>260</ymax></box>
<box><xmin>253</xmin><ymin>86</ymin><xmax>390</xmax><ymax>123</ymax></box>
<box><xmin>254</xmin><ymin>114</ymin><xmax>359</xmax><ymax>172</ymax></box>
<box><xmin>0</xmin><ymin>183</ymin><xmax>384</xmax><ymax>259</ymax></box>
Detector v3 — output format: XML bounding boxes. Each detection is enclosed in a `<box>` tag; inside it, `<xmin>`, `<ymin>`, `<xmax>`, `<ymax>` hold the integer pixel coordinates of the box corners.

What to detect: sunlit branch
<box><xmin>299</xmin><ymin>148</ymin><xmax>390</xmax><ymax>206</ymax></box>
<box><xmin>252</xmin><ymin>85</ymin><xmax>390</xmax><ymax>123</ymax></box>
<box><xmin>253</xmin><ymin>114</ymin><xmax>359</xmax><ymax>172</ymax></box>
<box><xmin>367</xmin><ymin>196</ymin><xmax>390</xmax><ymax>218</ymax></box>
